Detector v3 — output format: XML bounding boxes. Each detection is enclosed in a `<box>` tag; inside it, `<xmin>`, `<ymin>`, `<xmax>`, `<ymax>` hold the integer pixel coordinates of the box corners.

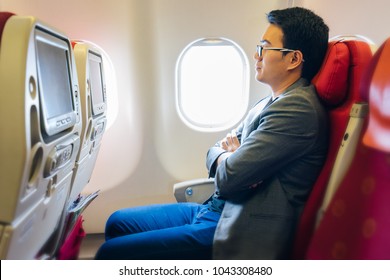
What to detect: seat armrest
<box><xmin>173</xmin><ymin>178</ymin><xmax>215</xmax><ymax>203</ymax></box>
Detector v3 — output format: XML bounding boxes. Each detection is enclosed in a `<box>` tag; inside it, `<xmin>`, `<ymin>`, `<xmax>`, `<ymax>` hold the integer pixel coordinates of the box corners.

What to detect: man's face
<box><xmin>254</xmin><ymin>24</ymin><xmax>291</xmax><ymax>89</ymax></box>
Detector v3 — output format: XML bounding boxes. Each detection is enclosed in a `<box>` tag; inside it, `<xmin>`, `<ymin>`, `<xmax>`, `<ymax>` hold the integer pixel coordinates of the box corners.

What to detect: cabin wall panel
<box><xmin>295</xmin><ymin>0</ymin><xmax>390</xmax><ymax>45</ymax></box>
<box><xmin>151</xmin><ymin>0</ymin><xmax>285</xmax><ymax>182</ymax></box>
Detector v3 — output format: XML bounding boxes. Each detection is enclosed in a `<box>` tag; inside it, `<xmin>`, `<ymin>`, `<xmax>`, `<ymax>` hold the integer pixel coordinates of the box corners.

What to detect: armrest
<box><xmin>173</xmin><ymin>178</ymin><xmax>215</xmax><ymax>203</ymax></box>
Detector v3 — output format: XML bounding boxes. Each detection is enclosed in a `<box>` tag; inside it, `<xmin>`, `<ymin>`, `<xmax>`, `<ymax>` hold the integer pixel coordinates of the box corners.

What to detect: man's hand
<box><xmin>217</xmin><ymin>130</ymin><xmax>241</xmax><ymax>166</ymax></box>
<box><xmin>220</xmin><ymin>130</ymin><xmax>240</xmax><ymax>152</ymax></box>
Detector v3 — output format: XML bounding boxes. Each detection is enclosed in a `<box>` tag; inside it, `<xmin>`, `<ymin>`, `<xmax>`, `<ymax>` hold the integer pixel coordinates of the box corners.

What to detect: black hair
<box><xmin>267</xmin><ymin>7</ymin><xmax>329</xmax><ymax>81</ymax></box>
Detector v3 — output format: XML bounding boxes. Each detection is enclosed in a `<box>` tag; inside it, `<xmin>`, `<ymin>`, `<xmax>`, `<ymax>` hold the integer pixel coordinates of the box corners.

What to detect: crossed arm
<box><xmin>217</xmin><ymin>129</ymin><xmax>241</xmax><ymax>165</ymax></box>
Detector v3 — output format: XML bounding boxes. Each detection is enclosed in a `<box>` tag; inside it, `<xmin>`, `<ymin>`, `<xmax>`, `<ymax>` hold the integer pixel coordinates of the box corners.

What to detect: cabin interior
<box><xmin>0</xmin><ymin>0</ymin><xmax>389</xmax><ymax>260</ymax></box>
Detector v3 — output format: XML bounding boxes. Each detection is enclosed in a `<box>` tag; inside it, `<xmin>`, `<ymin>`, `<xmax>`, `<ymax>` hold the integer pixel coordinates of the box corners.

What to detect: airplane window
<box><xmin>176</xmin><ymin>38</ymin><xmax>249</xmax><ymax>132</ymax></box>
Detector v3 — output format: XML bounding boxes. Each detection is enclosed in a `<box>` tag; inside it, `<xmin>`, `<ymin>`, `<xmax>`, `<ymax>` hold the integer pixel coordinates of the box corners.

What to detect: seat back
<box><xmin>68</xmin><ymin>40</ymin><xmax>107</xmax><ymax>204</ymax></box>
<box><xmin>306</xmin><ymin>37</ymin><xmax>390</xmax><ymax>259</ymax></box>
<box><xmin>0</xmin><ymin>13</ymin><xmax>82</xmax><ymax>259</ymax></box>
<box><xmin>292</xmin><ymin>38</ymin><xmax>373</xmax><ymax>259</ymax></box>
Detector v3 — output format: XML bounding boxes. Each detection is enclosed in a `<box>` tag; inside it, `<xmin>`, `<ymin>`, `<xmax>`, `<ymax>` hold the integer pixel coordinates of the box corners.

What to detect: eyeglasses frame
<box><xmin>256</xmin><ymin>45</ymin><xmax>302</xmax><ymax>60</ymax></box>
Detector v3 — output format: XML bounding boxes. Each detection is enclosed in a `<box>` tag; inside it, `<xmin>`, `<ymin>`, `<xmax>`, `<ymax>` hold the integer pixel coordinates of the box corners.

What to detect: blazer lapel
<box><xmin>242</xmin><ymin>96</ymin><xmax>274</xmax><ymax>140</ymax></box>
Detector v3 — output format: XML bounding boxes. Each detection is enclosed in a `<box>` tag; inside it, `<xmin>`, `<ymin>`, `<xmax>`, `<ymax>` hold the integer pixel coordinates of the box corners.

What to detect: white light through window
<box><xmin>176</xmin><ymin>38</ymin><xmax>249</xmax><ymax>132</ymax></box>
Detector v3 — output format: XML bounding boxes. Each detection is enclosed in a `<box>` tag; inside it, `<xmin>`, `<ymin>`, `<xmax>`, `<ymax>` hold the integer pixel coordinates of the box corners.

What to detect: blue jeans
<box><xmin>94</xmin><ymin>203</ymin><xmax>220</xmax><ymax>259</ymax></box>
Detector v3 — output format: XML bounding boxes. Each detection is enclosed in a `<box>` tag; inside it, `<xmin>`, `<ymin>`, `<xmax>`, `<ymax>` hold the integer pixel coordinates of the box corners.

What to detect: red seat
<box><xmin>292</xmin><ymin>38</ymin><xmax>373</xmax><ymax>259</ymax></box>
<box><xmin>306</xmin><ymin>38</ymin><xmax>390</xmax><ymax>259</ymax></box>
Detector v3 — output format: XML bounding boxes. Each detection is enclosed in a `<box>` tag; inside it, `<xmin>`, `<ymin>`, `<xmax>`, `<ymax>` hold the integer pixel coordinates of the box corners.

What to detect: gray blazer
<box><xmin>206</xmin><ymin>78</ymin><xmax>328</xmax><ymax>259</ymax></box>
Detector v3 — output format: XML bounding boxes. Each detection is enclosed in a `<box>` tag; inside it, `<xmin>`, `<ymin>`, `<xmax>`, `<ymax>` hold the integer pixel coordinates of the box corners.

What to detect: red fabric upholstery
<box><xmin>313</xmin><ymin>41</ymin><xmax>350</xmax><ymax>106</ymax></box>
<box><xmin>291</xmin><ymin>39</ymin><xmax>373</xmax><ymax>259</ymax></box>
<box><xmin>362</xmin><ymin>38</ymin><xmax>390</xmax><ymax>152</ymax></box>
<box><xmin>0</xmin><ymin>12</ymin><xmax>14</xmax><ymax>44</ymax></box>
<box><xmin>57</xmin><ymin>215</ymin><xmax>86</xmax><ymax>260</ymax></box>
<box><xmin>306</xmin><ymin>38</ymin><xmax>390</xmax><ymax>259</ymax></box>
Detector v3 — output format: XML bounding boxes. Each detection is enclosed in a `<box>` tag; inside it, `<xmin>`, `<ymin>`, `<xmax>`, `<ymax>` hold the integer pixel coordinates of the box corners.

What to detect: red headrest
<box><xmin>0</xmin><ymin>12</ymin><xmax>15</xmax><ymax>45</ymax></box>
<box><xmin>312</xmin><ymin>41</ymin><xmax>350</xmax><ymax>106</ymax></box>
<box><xmin>362</xmin><ymin>38</ymin><xmax>390</xmax><ymax>152</ymax></box>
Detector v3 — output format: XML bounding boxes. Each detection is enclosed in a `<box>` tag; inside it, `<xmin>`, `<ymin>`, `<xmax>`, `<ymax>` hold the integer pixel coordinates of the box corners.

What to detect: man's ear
<box><xmin>287</xmin><ymin>50</ymin><xmax>304</xmax><ymax>70</ymax></box>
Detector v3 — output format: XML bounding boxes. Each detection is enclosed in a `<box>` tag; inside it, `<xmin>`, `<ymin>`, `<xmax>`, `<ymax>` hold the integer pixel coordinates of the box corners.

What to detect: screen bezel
<box><xmin>88</xmin><ymin>50</ymin><xmax>106</xmax><ymax>116</ymax></box>
<box><xmin>35</xmin><ymin>27</ymin><xmax>77</xmax><ymax>137</ymax></box>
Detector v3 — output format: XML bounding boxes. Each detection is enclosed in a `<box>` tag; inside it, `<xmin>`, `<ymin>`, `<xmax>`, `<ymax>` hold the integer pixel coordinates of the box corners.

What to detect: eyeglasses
<box><xmin>256</xmin><ymin>45</ymin><xmax>297</xmax><ymax>57</ymax></box>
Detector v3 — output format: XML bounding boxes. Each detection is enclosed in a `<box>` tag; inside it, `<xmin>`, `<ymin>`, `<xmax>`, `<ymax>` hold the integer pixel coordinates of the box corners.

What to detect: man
<box><xmin>209</xmin><ymin>7</ymin><xmax>329</xmax><ymax>259</ymax></box>
<box><xmin>95</xmin><ymin>7</ymin><xmax>329</xmax><ymax>260</ymax></box>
